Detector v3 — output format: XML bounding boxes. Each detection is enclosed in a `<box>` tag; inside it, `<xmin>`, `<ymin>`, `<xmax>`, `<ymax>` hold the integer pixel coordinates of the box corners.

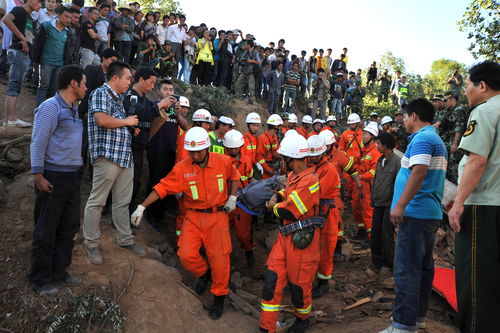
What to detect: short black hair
<box><xmin>468</xmin><ymin>60</ymin><xmax>500</xmax><ymax>91</ymax></box>
<box><xmin>313</xmin><ymin>48</ymin><xmax>318</xmax><ymax>52</ymax></box>
<box><xmin>72</xmin><ymin>0</ymin><xmax>84</xmax><ymax>8</ymax></box>
<box><xmin>69</xmin><ymin>7</ymin><xmax>80</xmax><ymax>14</ymax></box>
<box><xmin>106</xmin><ymin>61</ymin><xmax>130</xmax><ymax>81</ymax></box>
<box><xmin>101</xmin><ymin>48</ymin><xmax>120</xmax><ymax>60</ymax></box>
<box><xmin>157</xmin><ymin>79</ymin><xmax>173</xmax><ymax>88</ymax></box>
<box><xmin>88</xmin><ymin>6</ymin><xmax>98</xmax><ymax>14</ymax></box>
<box><xmin>247</xmin><ymin>40</ymin><xmax>254</xmax><ymax>48</ymax></box>
<box><xmin>56</xmin><ymin>6</ymin><xmax>69</xmax><ymax>14</ymax></box>
<box><xmin>327</xmin><ymin>48</ymin><xmax>332</xmax><ymax>51</ymax></box>
<box><xmin>218</xmin><ymin>30</ymin><xmax>225</xmax><ymax>36</ymax></box>
<box><xmin>406</xmin><ymin>98</ymin><xmax>435</xmax><ymax>124</ymax></box>
<box><xmin>162</xmin><ymin>14</ymin><xmax>169</xmax><ymax>20</ymax></box>
<box><xmin>377</xmin><ymin>132</ymin><xmax>396</xmax><ymax>150</ymax></box>
<box><xmin>319</xmin><ymin>48</ymin><xmax>324</xmax><ymax>52</ymax></box>
<box><xmin>279</xmin><ymin>38</ymin><xmax>285</xmax><ymax>43</ymax></box>
<box><xmin>99</xmin><ymin>3</ymin><xmax>110</xmax><ymax>10</ymax></box>
<box><xmin>179</xmin><ymin>14</ymin><xmax>186</xmax><ymax>20</ymax></box>
<box><xmin>134</xmin><ymin>67</ymin><xmax>158</xmax><ymax>83</ymax></box>
<box><xmin>317</xmin><ymin>68</ymin><xmax>325</xmax><ymax>73</ymax></box>
<box><xmin>57</xmin><ymin>65</ymin><xmax>84</xmax><ymax>90</ymax></box>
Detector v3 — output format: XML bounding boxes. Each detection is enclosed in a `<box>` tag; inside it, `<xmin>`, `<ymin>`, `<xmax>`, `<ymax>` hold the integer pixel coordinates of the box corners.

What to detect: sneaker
<box><xmin>85</xmin><ymin>245</ymin><xmax>103</xmax><ymax>265</ymax></box>
<box><xmin>194</xmin><ymin>270</ymin><xmax>211</xmax><ymax>295</ymax></box>
<box><xmin>208</xmin><ymin>295</ymin><xmax>225</xmax><ymax>320</ymax></box>
<box><xmin>7</xmin><ymin>119</ymin><xmax>32</xmax><ymax>128</ymax></box>
<box><xmin>35</xmin><ymin>283</ymin><xmax>59</xmax><ymax>296</ymax></box>
<box><xmin>288</xmin><ymin>317</ymin><xmax>310</xmax><ymax>333</ymax></box>
<box><xmin>379</xmin><ymin>325</ymin><xmax>413</xmax><ymax>333</ymax></box>
<box><xmin>119</xmin><ymin>243</ymin><xmax>146</xmax><ymax>257</ymax></box>
<box><xmin>56</xmin><ymin>274</ymin><xmax>81</xmax><ymax>287</ymax></box>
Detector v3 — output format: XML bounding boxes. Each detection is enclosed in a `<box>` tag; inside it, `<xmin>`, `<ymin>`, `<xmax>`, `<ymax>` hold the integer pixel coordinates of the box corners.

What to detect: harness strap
<box><xmin>278</xmin><ymin>216</ymin><xmax>325</xmax><ymax>235</ymax></box>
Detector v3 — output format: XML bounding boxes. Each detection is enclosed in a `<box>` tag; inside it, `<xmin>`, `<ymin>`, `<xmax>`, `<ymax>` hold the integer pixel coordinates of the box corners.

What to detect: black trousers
<box><xmin>145</xmin><ymin>150</ymin><xmax>176</xmax><ymax>221</ymax></box>
<box><xmin>456</xmin><ymin>205</ymin><xmax>500</xmax><ymax>333</ymax></box>
<box><xmin>115</xmin><ymin>41</ymin><xmax>132</xmax><ymax>63</ymax></box>
<box><xmin>370</xmin><ymin>206</ymin><xmax>395</xmax><ymax>268</ymax></box>
<box><xmin>129</xmin><ymin>149</ymin><xmax>144</xmax><ymax>214</ymax></box>
<box><xmin>29</xmin><ymin>170</ymin><xmax>81</xmax><ymax>286</ymax></box>
<box><xmin>197</xmin><ymin>61</ymin><xmax>213</xmax><ymax>86</ymax></box>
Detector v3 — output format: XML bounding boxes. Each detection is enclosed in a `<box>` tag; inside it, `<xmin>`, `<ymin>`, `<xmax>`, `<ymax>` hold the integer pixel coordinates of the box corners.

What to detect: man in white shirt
<box><xmin>156</xmin><ymin>14</ymin><xmax>169</xmax><ymax>45</ymax></box>
<box><xmin>166</xmin><ymin>13</ymin><xmax>186</xmax><ymax>76</ymax></box>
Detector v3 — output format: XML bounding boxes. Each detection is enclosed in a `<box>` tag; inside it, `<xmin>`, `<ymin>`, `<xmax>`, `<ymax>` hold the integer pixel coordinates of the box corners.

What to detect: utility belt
<box><xmin>319</xmin><ymin>198</ymin><xmax>335</xmax><ymax>217</ymax></box>
<box><xmin>279</xmin><ymin>216</ymin><xmax>325</xmax><ymax>250</ymax></box>
<box><xmin>192</xmin><ymin>206</ymin><xmax>225</xmax><ymax>214</ymax></box>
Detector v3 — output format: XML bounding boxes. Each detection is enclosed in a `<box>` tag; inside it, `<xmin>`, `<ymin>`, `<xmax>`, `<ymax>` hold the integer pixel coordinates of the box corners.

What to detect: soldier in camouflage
<box><xmin>391</xmin><ymin>110</ymin><xmax>408</xmax><ymax>152</ymax></box>
<box><xmin>348</xmin><ymin>84</ymin><xmax>366</xmax><ymax>113</ymax></box>
<box><xmin>438</xmin><ymin>91</ymin><xmax>468</xmax><ymax>183</ymax></box>
<box><xmin>430</xmin><ymin>94</ymin><xmax>446</xmax><ymax>136</ymax></box>
<box><xmin>377</xmin><ymin>69</ymin><xmax>392</xmax><ymax>103</ymax></box>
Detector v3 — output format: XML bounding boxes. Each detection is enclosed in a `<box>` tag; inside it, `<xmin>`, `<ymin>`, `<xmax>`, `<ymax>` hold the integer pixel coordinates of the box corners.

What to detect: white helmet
<box><xmin>284</xmin><ymin>129</ymin><xmax>299</xmax><ymax>138</ymax></box>
<box><xmin>288</xmin><ymin>113</ymin><xmax>298</xmax><ymax>123</ymax></box>
<box><xmin>245</xmin><ymin>112</ymin><xmax>261</xmax><ymax>124</ymax></box>
<box><xmin>326</xmin><ymin>115</ymin><xmax>337</xmax><ymax>122</ymax></box>
<box><xmin>307</xmin><ymin>135</ymin><xmax>327</xmax><ymax>156</ymax></box>
<box><xmin>313</xmin><ymin>118</ymin><xmax>324</xmax><ymax>125</ymax></box>
<box><xmin>381</xmin><ymin>116</ymin><xmax>393</xmax><ymax>125</ymax></box>
<box><xmin>192</xmin><ymin>109</ymin><xmax>212</xmax><ymax>123</ymax></box>
<box><xmin>267</xmin><ymin>114</ymin><xmax>283</xmax><ymax>126</ymax></box>
<box><xmin>184</xmin><ymin>127</ymin><xmax>211</xmax><ymax>151</ymax></box>
<box><xmin>302</xmin><ymin>115</ymin><xmax>313</xmax><ymax>124</ymax></box>
<box><xmin>319</xmin><ymin>129</ymin><xmax>336</xmax><ymax>145</ymax></box>
<box><xmin>179</xmin><ymin>96</ymin><xmax>190</xmax><ymax>108</ymax></box>
<box><xmin>277</xmin><ymin>134</ymin><xmax>309</xmax><ymax>159</ymax></box>
<box><xmin>223</xmin><ymin>129</ymin><xmax>244</xmax><ymax>148</ymax></box>
<box><xmin>347</xmin><ymin>113</ymin><xmax>361</xmax><ymax>124</ymax></box>
<box><xmin>363</xmin><ymin>122</ymin><xmax>379</xmax><ymax>137</ymax></box>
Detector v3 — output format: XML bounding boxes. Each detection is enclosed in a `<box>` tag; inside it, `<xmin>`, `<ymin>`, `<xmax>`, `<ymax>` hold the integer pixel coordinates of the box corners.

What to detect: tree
<box><xmin>458</xmin><ymin>0</ymin><xmax>500</xmax><ymax>61</ymax></box>
<box><xmin>118</xmin><ymin>0</ymin><xmax>182</xmax><ymax>15</ymax></box>
<box><xmin>425</xmin><ymin>59</ymin><xmax>467</xmax><ymax>93</ymax></box>
<box><xmin>379</xmin><ymin>51</ymin><xmax>406</xmax><ymax>74</ymax></box>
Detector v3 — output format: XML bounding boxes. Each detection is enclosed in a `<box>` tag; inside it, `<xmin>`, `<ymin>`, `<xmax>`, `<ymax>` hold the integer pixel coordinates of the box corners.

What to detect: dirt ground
<box><xmin>0</xmin><ymin>83</ymin><xmax>459</xmax><ymax>332</ymax></box>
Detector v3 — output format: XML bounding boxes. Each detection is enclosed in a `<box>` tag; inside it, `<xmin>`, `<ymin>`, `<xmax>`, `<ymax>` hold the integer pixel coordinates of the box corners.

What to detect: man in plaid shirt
<box><xmin>82</xmin><ymin>61</ymin><xmax>146</xmax><ymax>265</ymax></box>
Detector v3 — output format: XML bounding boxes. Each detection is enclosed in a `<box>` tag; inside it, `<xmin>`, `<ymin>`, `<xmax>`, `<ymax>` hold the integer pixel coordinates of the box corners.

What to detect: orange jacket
<box><xmin>229</xmin><ymin>154</ymin><xmax>254</xmax><ymax>188</ymax></box>
<box><xmin>328</xmin><ymin>147</ymin><xmax>357</xmax><ymax>176</ymax></box>
<box><xmin>256</xmin><ymin>130</ymin><xmax>279</xmax><ymax>175</ymax></box>
<box><xmin>315</xmin><ymin>157</ymin><xmax>341</xmax><ymax>200</ymax></box>
<box><xmin>175</xmin><ymin>128</ymin><xmax>189</xmax><ymax>164</ymax></box>
<box><xmin>273</xmin><ymin>167</ymin><xmax>320</xmax><ymax>224</ymax></box>
<box><xmin>358</xmin><ymin>142</ymin><xmax>382</xmax><ymax>182</ymax></box>
<box><xmin>297</xmin><ymin>126</ymin><xmax>308</xmax><ymax>138</ymax></box>
<box><xmin>338</xmin><ymin>128</ymin><xmax>364</xmax><ymax>165</ymax></box>
<box><xmin>154</xmin><ymin>153</ymin><xmax>240</xmax><ymax>209</ymax></box>
<box><xmin>242</xmin><ymin>131</ymin><xmax>258</xmax><ymax>165</ymax></box>
<box><xmin>307</xmin><ymin>130</ymin><xmax>321</xmax><ymax>139</ymax></box>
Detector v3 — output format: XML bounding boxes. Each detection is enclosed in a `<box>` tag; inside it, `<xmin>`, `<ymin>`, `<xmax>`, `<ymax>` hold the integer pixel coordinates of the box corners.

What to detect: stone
<box><xmin>347</xmin><ymin>283</ymin><xmax>361</xmax><ymax>294</ymax></box>
<box><xmin>146</xmin><ymin>246</ymin><xmax>162</xmax><ymax>261</ymax></box>
<box><xmin>230</xmin><ymin>271</ymin><xmax>243</xmax><ymax>289</ymax></box>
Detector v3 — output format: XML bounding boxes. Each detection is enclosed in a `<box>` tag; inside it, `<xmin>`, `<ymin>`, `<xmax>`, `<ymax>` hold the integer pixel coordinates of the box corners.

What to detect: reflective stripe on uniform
<box><xmin>258</xmin><ymin>159</ymin><xmax>266</xmax><ymax>164</ymax></box>
<box><xmin>295</xmin><ymin>305</ymin><xmax>312</xmax><ymax>314</ymax></box>
<box><xmin>289</xmin><ymin>191</ymin><xmax>308</xmax><ymax>215</ymax></box>
<box><xmin>344</xmin><ymin>157</ymin><xmax>354</xmax><ymax>171</ymax></box>
<box><xmin>357</xmin><ymin>223</ymin><xmax>365</xmax><ymax>228</ymax></box>
<box><xmin>190</xmin><ymin>185</ymin><xmax>199</xmax><ymax>200</ymax></box>
<box><xmin>308</xmin><ymin>182</ymin><xmax>319</xmax><ymax>194</ymax></box>
<box><xmin>317</xmin><ymin>272</ymin><xmax>331</xmax><ymax>280</ymax></box>
<box><xmin>176</xmin><ymin>230</ymin><xmax>181</xmax><ymax>236</ymax></box>
<box><xmin>369</xmin><ymin>169</ymin><xmax>375</xmax><ymax>176</ymax></box>
<box><xmin>261</xmin><ymin>302</ymin><xmax>280</xmax><ymax>312</ymax></box>
<box><xmin>273</xmin><ymin>203</ymin><xmax>280</xmax><ymax>217</ymax></box>
<box><xmin>217</xmin><ymin>175</ymin><xmax>224</xmax><ymax>192</ymax></box>
<box><xmin>338</xmin><ymin>230</ymin><xmax>344</xmax><ymax>236</ymax></box>
<box><xmin>246</xmin><ymin>145</ymin><xmax>256</xmax><ymax>150</ymax></box>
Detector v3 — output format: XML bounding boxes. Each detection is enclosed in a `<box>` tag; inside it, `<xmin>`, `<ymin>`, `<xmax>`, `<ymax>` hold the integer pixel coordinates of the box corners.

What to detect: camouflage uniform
<box><xmin>438</xmin><ymin>105</ymin><xmax>468</xmax><ymax>183</ymax></box>
<box><xmin>393</xmin><ymin>122</ymin><xmax>408</xmax><ymax>152</ymax></box>
<box><xmin>349</xmin><ymin>87</ymin><xmax>366</xmax><ymax>113</ymax></box>
<box><xmin>377</xmin><ymin>73</ymin><xmax>392</xmax><ymax>103</ymax></box>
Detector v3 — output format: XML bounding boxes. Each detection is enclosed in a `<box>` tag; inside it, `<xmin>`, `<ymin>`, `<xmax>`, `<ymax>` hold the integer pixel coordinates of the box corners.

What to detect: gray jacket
<box><xmin>371</xmin><ymin>152</ymin><xmax>401</xmax><ymax>207</ymax></box>
<box><xmin>267</xmin><ymin>70</ymin><xmax>285</xmax><ymax>95</ymax></box>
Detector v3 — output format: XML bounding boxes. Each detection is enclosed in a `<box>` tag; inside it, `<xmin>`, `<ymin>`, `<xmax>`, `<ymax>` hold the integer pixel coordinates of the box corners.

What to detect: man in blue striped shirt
<box><xmin>29</xmin><ymin>65</ymin><xmax>86</xmax><ymax>295</ymax></box>
<box><xmin>380</xmin><ymin>99</ymin><xmax>447</xmax><ymax>333</ymax></box>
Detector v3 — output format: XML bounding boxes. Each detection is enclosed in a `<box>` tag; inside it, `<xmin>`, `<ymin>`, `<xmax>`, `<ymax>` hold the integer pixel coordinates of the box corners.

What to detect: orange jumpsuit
<box><xmin>314</xmin><ymin>158</ymin><xmax>341</xmax><ymax>280</ymax></box>
<box><xmin>307</xmin><ymin>130</ymin><xmax>321</xmax><ymax>139</ymax></box>
<box><xmin>350</xmin><ymin>142</ymin><xmax>381</xmax><ymax>235</ymax></box>
<box><xmin>242</xmin><ymin>131</ymin><xmax>258</xmax><ymax>165</ymax></box>
<box><xmin>229</xmin><ymin>154</ymin><xmax>255</xmax><ymax>251</ymax></box>
<box><xmin>256</xmin><ymin>130</ymin><xmax>279</xmax><ymax>179</ymax></box>
<box><xmin>297</xmin><ymin>126</ymin><xmax>308</xmax><ymax>138</ymax></box>
<box><xmin>174</xmin><ymin>128</ymin><xmax>191</xmax><ymax>238</ymax></box>
<box><xmin>153</xmin><ymin>153</ymin><xmax>240</xmax><ymax>296</ymax></box>
<box><xmin>259</xmin><ymin>168</ymin><xmax>320</xmax><ymax>332</ymax></box>
<box><xmin>327</xmin><ymin>147</ymin><xmax>358</xmax><ymax>241</ymax></box>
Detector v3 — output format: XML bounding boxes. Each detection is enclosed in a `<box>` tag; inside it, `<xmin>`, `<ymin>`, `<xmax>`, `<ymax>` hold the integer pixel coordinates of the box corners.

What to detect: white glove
<box><xmin>131</xmin><ymin>204</ymin><xmax>145</xmax><ymax>227</ymax></box>
<box><xmin>255</xmin><ymin>163</ymin><xmax>264</xmax><ymax>174</ymax></box>
<box><xmin>223</xmin><ymin>195</ymin><xmax>237</xmax><ymax>213</ymax></box>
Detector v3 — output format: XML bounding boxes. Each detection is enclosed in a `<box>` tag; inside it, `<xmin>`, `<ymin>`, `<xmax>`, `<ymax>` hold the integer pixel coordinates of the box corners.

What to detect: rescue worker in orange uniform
<box><xmin>381</xmin><ymin>116</ymin><xmax>393</xmax><ymax>134</ymax></box>
<box><xmin>351</xmin><ymin>122</ymin><xmax>382</xmax><ymax>240</ymax></box>
<box><xmin>322</xmin><ymin>114</ymin><xmax>340</xmax><ymax>144</ymax></box>
<box><xmin>307</xmin><ymin>118</ymin><xmax>324</xmax><ymax>138</ymax></box>
<box><xmin>242</xmin><ymin>112</ymin><xmax>262</xmax><ymax>173</ymax></box>
<box><xmin>175</xmin><ymin>109</ymin><xmax>213</xmax><ymax>238</ymax></box>
<box><xmin>256</xmin><ymin>114</ymin><xmax>282</xmax><ymax>179</ymax></box>
<box><xmin>319</xmin><ymin>130</ymin><xmax>362</xmax><ymax>256</ymax></box>
<box><xmin>259</xmin><ymin>135</ymin><xmax>321</xmax><ymax>333</ymax></box>
<box><xmin>131</xmin><ymin>127</ymin><xmax>240</xmax><ymax>320</ymax></box>
<box><xmin>223</xmin><ymin>129</ymin><xmax>257</xmax><ymax>267</ymax></box>
<box><xmin>306</xmin><ymin>135</ymin><xmax>342</xmax><ymax>299</ymax></box>
<box><xmin>297</xmin><ymin>115</ymin><xmax>312</xmax><ymax>138</ymax></box>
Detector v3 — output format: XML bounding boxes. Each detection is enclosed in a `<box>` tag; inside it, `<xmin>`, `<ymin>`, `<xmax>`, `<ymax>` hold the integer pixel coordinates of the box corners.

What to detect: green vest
<box><xmin>208</xmin><ymin>131</ymin><xmax>225</xmax><ymax>154</ymax></box>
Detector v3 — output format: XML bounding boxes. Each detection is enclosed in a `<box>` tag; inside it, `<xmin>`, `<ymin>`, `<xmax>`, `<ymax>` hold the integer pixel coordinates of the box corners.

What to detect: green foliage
<box><xmin>425</xmin><ymin>59</ymin><xmax>467</xmax><ymax>93</ymax></box>
<box><xmin>117</xmin><ymin>0</ymin><xmax>182</xmax><ymax>15</ymax></box>
<box><xmin>458</xmin><ymin>0</ymin><xmax>500</xmax><ymax>61</ymax></box>
<box><xmin>379</xmin><ymin>51</ymin><xmax>407</xmax><ymax>74</ymax></box>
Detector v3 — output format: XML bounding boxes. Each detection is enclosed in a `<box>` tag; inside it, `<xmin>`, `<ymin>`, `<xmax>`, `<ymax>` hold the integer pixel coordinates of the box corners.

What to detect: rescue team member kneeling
<box><xmin>259</xmin><ymin>135</ymin><xmax>321</xmax><ymax>333</ymax></box>
<box><xmin>131</xmin><ymin>127</ymin><xmax>241</xmax><ymax>320</ymax></box>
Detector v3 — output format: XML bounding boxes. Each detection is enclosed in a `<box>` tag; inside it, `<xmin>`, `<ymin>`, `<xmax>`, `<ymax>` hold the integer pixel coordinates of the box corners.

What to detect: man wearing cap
<box><xmin>392</xmin><ymin>110</ymin><xmax>408</xmax><ymax>152</ymax></box>
<box><xmin>440</xmin><ymin>91</ymin><xmax>468</xmax><ymax>183</ymax></box>
<box><xmin>208</xmin><ymin>116</ymin><xmax>234</xmax><ymax>154</ymax></box>
<box><xmin>430</xmin><ymin>94</ymin><xmax>446</xmax><ymax>132</ymax></box>
<box><xmin>242</xmin><ymin>112</ymin><xmax>261</xmax><ymax>167</ymax></box>
<box><xmin>114</xmin><ymin>5</ymin><xmax>134</xmax><ymax>62</ymax></box>
<box><xmin>132</xmin><ymin>127</ymin><xmax>241</xmax><ymax>320</ymax></box>
<box><xmin>308</xmin><ymin>119</ymin><xmax>324</xmax><ymax>138</ymax></box>
<box><xmin>377</xmin><ymin>69</ymin><xmax>392</xmax><ymax>103</ymax></box>
<box><xmin>259</xmin><ymin>134</ymin><xmax>321</xmax><ymax>333</ymax></box>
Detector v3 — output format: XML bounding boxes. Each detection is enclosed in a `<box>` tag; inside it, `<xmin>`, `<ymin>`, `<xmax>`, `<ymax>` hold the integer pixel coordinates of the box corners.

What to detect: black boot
<box><xmin>287</xmin><ymin>317</ymin><xmax>310</xmax><ymax>333</ymax></box>
<box><xmin>352</xmin><ymin>229</ymin><xmax>368</xmax><ymax>241</ymax></box>
<box><xmin>208</xmin><ymin>295</ymin><xmax>225</xmax><ymax>320</ymax></box>
<box><xmin>194</xmin><ymin>269</ymin><xmax>211</xmax><ymax>295</ymax></box>
<box><xmin>245</xmin><ymin>250</ymin><xmax>255</xmax><ymax>268</ymax></box>
<box><xmin>312</xmin><ymin>279</ymin><xmax>329</xmax><ymax>299</ymax></box>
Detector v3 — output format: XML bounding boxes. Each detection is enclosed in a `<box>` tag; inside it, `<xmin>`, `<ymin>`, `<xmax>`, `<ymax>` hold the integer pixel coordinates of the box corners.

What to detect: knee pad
<box><xmin>262</xmin><ymin>269</ymin><xmax>278</xmax><ymax>301</ymax></box>
<box><xmin>289</xmin><ymin>282</ymin><xmax>305</xmax><ymax>308</ymax></box>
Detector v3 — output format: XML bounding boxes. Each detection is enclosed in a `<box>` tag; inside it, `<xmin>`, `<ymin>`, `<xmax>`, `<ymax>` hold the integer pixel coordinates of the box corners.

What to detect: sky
<box><xmin>179</xmin><ymin>0</ymin><xmax>477</xmax><ymax>75</ymax></box>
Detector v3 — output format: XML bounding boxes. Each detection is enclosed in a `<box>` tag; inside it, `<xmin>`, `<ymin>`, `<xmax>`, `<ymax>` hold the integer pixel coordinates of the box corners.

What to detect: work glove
<box><xmin>131</xmin><ymin>204</ymin><xmax>145</xmax><ymax>227</ymax></box>
<box><xmin>223</xmin><ymin>195</ymin><xmax>237</xmax><ymax>213</ymax></box>
<box><xmin>255</xmin><ymin>163</ymin><xmax>264</xmax><ymax>174</ymax></box>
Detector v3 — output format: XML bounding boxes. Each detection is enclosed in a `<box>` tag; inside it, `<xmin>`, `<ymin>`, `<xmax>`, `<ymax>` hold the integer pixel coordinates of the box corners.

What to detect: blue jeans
<box><xmin>283</xmin><ymin>88</ymin><xmax>297</xmax><ymax>113</ymax></box>
<box><xmin>6</xmin><ymin>49</ymin><xmax>31</xmax><ymax>96</ymax></box>
<box><xmin>392</xmin><ymin>217</ymin><xmax>440</xmax><ymax>331</ymax></box>
<box><xmin>183</xmin><ymin>58</ymin><xmax>193</xmax><ymax>84</ymax></box>
<box><xmin>36</xmin><ymin>63</ymin><xmax>60</xmax><ymax>106</ymax></box>
<box><xmin>331</xmin><ymin>98</ymin><xmax>342</xmax><ymax>117</ymax></box>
